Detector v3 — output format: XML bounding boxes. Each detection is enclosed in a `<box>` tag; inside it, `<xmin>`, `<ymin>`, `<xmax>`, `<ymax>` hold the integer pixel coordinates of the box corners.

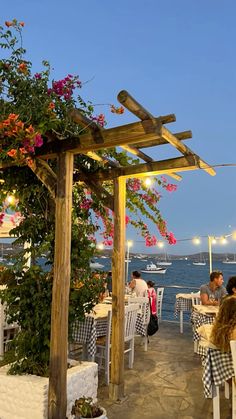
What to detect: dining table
<box><xmin>71</xmin><ymin>300</ymin><xmax>146</xmax><ymax>361</ymax></box>
<box><xmin>202</xmin><ymin>346</ymin><xmax>234</xmax><ymax>419</ymax></box>
<box><xmin>191</xmin><ymin>304</ymin><xmax>219</xmax><ymax>347</ymax></box>
<box><xmin>174</xmin><ymin>292</ymin><xmax>200</xmax><ymax>333</ymax></box>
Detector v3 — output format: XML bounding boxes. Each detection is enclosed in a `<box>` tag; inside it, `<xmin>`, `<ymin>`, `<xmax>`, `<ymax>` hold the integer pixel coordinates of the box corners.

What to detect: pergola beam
<box><xmin>79</xmin><ymin>154</ymin><xmax>202</xmax><ymax>182</ymax></box>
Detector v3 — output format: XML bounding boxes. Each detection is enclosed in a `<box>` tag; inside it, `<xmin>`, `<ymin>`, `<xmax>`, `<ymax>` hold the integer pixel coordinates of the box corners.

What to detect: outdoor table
<box><xmin>191</xmin><ymin>305</ymin><xmax>218</xmax><ymax>345</ymax></box>
<box><xmin>175</xmin><ymin>292</ymin><xmax>200</xmax><ymax>333</ymax></box>
<box><xmin>202</xmin><ymin>347</ymin><xmax>234</xmax><ymax>419</ymax></box>
<box><xmin>71</xmin><ymin>303</ymin><xmax>146</xmax><ymax>360</ymax></box>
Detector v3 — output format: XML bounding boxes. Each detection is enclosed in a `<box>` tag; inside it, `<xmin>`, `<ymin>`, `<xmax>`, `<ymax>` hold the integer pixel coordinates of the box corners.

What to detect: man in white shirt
<box><xmin>129</xmin><ymin>270</ymin><xmax>148</xmax><ymax>297</ymax></box>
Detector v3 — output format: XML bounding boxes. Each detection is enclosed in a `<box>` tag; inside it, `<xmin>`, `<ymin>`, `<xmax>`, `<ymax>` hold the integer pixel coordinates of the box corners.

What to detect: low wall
<box><xmin>0</xmin><ymin>361</ymin><xmax>98</xmax><ymax>419</ymax></box>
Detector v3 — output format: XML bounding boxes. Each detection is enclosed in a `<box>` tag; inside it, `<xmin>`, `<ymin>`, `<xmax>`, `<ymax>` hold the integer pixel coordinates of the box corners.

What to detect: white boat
<box><xmin>158</xmin><ymin>261</ymin><xmax>172</xmax><ymax>266</ymax></box>
<box><xmin>193</xmin><ymin>261</ymin><xmax>206</xmax><ymax>266</ymax></box>
<box><xmin>223</xmin><ymin>257</ymin><xmax>236</xmax><ymax>264</ymax></box>
<box><xmin>90</xmin><ymin>261</ymin><xmax>104</xmax><ymax>269</ymax></box>
<box><xmin>193</xmin><ymin>252</ymin><xmax>206</xmax><ymax>266</ymax></box>
<box><xmin>141</xmin><ymin>262</ymin><xmax>167</xmax><ymax>274</ymax></box>
<box><xmin>157</xmin><ymin>253</ymin><xmax>172</xmax><ymax>266</ymax></box>
<box><xmin>125</xmin><ymin>258</ymin><xmax>132</xmax><ymax>263</ymax></box>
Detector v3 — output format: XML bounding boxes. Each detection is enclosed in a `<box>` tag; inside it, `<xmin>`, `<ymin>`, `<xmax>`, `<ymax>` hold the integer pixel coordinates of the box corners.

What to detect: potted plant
<box><xmin>71</xmin><ymin>397</ymin><xmax>107</xmax><ymax>419</ymax></box>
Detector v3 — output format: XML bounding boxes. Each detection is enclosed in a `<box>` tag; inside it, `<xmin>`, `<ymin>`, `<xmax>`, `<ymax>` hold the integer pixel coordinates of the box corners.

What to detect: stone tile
<box><xmin>98</xmin><ymin>321</ymin><xmax>232</xmax><ymax>419</ymax></box>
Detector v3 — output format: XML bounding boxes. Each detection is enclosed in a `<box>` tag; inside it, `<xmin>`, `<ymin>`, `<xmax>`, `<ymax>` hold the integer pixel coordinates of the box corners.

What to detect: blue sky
<box><xmin>2</xmin><ymin>0</ymin><xmax>236</xmax><ymax>254</ymax></box>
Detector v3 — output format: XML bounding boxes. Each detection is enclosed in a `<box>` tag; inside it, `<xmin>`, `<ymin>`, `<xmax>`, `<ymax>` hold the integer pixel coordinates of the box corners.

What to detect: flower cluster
<box><xmin>91</xmin><ymin>114</ymin><xmax>106</xmax><ymax>127</ymax></box>
<box><xmin>161</xmin><ymin>176</ymin><xmax>177</xmax><ymax>192</ymax></box>
<box><xmin>47</xmin><ymin>74</ymin><xmax>81</xmax><ymax>101</ymax></box>
<box><xmin>0</xmin><ymin>114</ymin><xmax>43</xmax><ymax>163</ymax></box>
<box><xmin>110</xmin><ymin>105</ymin><xmax>124</xmax><ymax>114</ymax></box>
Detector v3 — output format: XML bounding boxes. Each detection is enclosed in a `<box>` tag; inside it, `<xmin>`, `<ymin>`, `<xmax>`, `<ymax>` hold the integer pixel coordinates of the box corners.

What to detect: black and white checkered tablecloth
<box><xmin>203</xmin><ymin>348</ymin><xmax>234</xmax><ymax>398</ymax></box>
<box><xmin>191</xmin><ymin>311</ymin><xmax>215</xmax><ymax>342</ymax></box>
<box><xmin>174</xmin><ymin>297</ymin><xmax>192</xmax><ymax>317</ymax></box>
<box><xmin>71</xmin><ymin>312</ymin><xmax>145</xmax><ymax>358</ymax></box>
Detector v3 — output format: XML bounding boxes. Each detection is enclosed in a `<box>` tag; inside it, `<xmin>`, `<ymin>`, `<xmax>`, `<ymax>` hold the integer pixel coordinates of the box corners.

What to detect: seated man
<box><xmin>129</xmin><ymin>270</ymin><xmax>148</xmax><ymax>297</ymax></box>
<box><xmin>200</xmin><ymin>270</ymin><xmax>226</xmax><ymax>305</ymax></box>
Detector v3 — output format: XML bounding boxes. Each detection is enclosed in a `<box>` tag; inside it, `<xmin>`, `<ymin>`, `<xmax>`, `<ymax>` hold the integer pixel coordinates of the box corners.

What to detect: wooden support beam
<box><xmin>130</xmin><ymin>130</ymin><xmax>191</xmax><ymax>149</ymax></box>
<box><xmin>48</xmin><ymin>152</ymin><xmax>73</xmax><ymax>419</ymax></box>
<box><xmin>117</xmin><ymin>90</ymin><xmax>176</xmax><ymax>125</ymax></box>
<box><xmin>37</xmin><ymin>118</ymin><xmax>165</xmax><ymax>158</ymax></box>
<box><xmin>29</xmin><ymin>158</ymin><xmax>57</xmax><ymax>199</ymax></box>
<box><xmin>109</xmin><ymin>176</ymin><xmax>126</xmax><ymax>400</ymax></box>
<box><xmin>80</xmin><ymin>156</ymin><xmax>201</xmax><ymax>181</ymax></box>
<box><xmin>161</xmin><ymin>126</ymin><xmax>216</xmax><ymax>176</ymax></box>
<box><xmin>121</xmin><ymin>144</ymin><xmax>182</xmax><ymax>181</ymax></box>
<box><xmin>117</xmin><ymin>90</ymin><xmax>184</xmax><ymax>180</ymax></box>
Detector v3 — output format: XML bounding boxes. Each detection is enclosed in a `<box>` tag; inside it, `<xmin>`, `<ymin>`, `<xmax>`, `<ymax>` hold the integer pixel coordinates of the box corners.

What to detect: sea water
<box><xmin>93</xmin><ymin>258</ymin><xmax>236</xmax><ymax>321</ymax></box>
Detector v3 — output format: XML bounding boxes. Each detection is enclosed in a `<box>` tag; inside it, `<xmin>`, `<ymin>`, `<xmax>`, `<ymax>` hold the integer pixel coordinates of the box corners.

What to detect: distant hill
<box><xmin>96</xmin><ymin>249</ymin><xmax>233</xmax><ymax>262</ymax></box>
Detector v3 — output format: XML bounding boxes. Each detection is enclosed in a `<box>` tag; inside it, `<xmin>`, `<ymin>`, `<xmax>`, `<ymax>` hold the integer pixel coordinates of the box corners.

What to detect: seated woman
<box><xmin>147</xmin><ymin>280</ymin><xmax>157</xmax><ymax>315</ymax></box>
<box><xmin>198</xmin><ymin>297</ymin><xmax>236</xmax><ymax>352</ymax></box>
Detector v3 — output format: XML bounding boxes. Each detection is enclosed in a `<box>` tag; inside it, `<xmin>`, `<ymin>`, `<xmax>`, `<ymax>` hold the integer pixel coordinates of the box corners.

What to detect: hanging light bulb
<box><xmin>144</xmin><ymin>178</ymin><xmax>152</xmax><ymax>187</ymax></box>
<box><xmin>193</xmin><ymin>237</ymin><xmax>201</xmax><ymax>245</ymax></box>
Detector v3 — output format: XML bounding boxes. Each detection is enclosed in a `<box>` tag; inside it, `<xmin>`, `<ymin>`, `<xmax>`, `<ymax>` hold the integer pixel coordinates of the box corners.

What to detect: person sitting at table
<box><xmin>210</xmin><ymin>296</ymin><xmax>236</xmax><ymax>352</ymax></box>
<box><xmin>147</xmin><ymin>280</ymin><xmax>157</xmax><ymax>315</ymax></box>
<box><xmin>226</xmin><ymin>276</ymin><xmax>236</xmax><ymax>296</ymax></box>
<box><xmin>200</xmin><ymin>270</ymin><xmax>226</xmax><ymax>306</ymax></box>
<box><xmin>129</xmin><ymin>270</ymin><xmax>148</xmax><ymax>297</ymax></box>
<box><xmin>197</xmin><ymin>297</ymin><xmax>236</xmax><ymax>351</ymax></box>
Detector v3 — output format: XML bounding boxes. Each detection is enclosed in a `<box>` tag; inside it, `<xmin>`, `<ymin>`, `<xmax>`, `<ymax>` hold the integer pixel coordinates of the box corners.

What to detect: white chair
<box><xmin>191</xmin><ymin>292</ymin><xmax>201</xmax><ymax>305</ymax></box>
<box><xmin>95</xmin><ymin>303</ymin><xmax>139</xmax><ymax>385</ymax></box>
<box><xmin>124</xmin><ymin>303</ymin><xmax>140</xmax><ymax>366</ymax></box>
<box><xmin>95</xmin><ymin>309</ymin><xmax>112</xmax><ymax>385</ymax></box>
<box><xmin>128</xmin><ymin>297</ymin><xmax>150</xmax><ymax>351</ymax></box>
<box><xmin>156</xmin><ymin>288</ymin><xmax>164</xmax><ymax>322</ymax></box>
<box><xmin>0</xmin><ymin>298</ymin><xmax>19</xmax><ymax>359</ymax></box>
<box><xmin>230</xmin><ymin>340</ymin><xmax>236</xmax><ymax>418</ymax></box>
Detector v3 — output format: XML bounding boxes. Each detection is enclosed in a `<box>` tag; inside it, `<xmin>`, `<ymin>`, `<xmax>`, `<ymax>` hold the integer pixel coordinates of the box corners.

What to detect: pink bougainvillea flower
<box><xmin>34</xmin><ymin>133</ymin><xmax>43</xmax><ymax>147</ymax></box>
<box><xmin>168</xmin><ymin>232</ymin><xmax>177</xmax><ymax>245</ymax></box>
<box><xmin>164</xmin><ymin>183</ymin><xmax>177</xmax><ymax>192</ymax></box>
<box><xmin>125</xmin><ymin>215</ymin><xmax>130</xmax><ymax>225</ymax></box>
<box><xmin>34</xmin><ymin>73</ymin><xmax>42</xmax><ymax>79</ymax></box>
<box><xmin>0</xmin><ymin>213</ymin><xmax>5</xmax><ymax>226</ymax></box>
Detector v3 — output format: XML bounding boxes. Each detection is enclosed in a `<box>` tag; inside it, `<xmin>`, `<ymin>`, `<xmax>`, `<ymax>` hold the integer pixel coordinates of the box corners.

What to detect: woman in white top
<box><xmin>129</xmin><ymin>270</ymin><xmax>148</xmax><ymax>297</ymax></box>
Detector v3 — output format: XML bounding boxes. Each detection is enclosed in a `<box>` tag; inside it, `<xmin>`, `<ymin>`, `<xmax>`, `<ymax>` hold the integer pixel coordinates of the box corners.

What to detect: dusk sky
<box><xmin>2</xmin><ymin>0</ymin><xmax>236</xmax><ymax>255</ymax></box>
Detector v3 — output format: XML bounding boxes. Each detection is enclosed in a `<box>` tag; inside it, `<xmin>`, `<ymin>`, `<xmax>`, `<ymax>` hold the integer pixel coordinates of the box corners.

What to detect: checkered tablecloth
<box><xmin>203</xmin><ymin>347</ymin><xmax>234</xmax><ymax>398</ymax></box>
<box><xmin>174</xmin><ymin>297</ymin><xmax>193</xmax><ymax>317</ymax></box>
<box><xmin>191</xmin><ymin>310</ymin><xmax>215</xmax><ymax>342</ymax></box>
<box><xmin>71</xmin><ymin>312</ymin><xmax>145</xmax><ymax>358</ymax></box>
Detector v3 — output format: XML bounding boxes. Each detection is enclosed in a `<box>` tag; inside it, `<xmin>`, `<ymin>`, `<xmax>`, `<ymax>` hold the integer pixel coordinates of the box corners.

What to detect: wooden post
<box><xmin>109</xmin><ymin>176</ymin><xmax>126</xmax><ymax>400</ymax></box>
<box><xmin>48</xmin><ymin>152</ymin><xmax>73</xmax><ymax>419</ymax></box>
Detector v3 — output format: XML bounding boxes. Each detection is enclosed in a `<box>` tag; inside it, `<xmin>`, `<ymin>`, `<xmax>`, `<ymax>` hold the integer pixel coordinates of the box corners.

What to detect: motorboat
<box><xmin>141</xmin><ymin>262</ymin><xmax>167</xmax><ymax>274</ymax></box>
<box><xmin>90</xmin><ymin>261</ymin><xmax>104</xmax><ymax>269</ymax></box>
<box><xmin>192</xmin><ymin>261</ymin><xmax>206</xmax><ymax>266</ymax></box>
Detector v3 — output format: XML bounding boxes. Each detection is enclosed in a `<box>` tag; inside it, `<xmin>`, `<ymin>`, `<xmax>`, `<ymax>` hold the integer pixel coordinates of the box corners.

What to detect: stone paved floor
<box><xmin>97</xmin><ymin>321</ymin><xmax>232</xmax><ymax>419</ymax></box>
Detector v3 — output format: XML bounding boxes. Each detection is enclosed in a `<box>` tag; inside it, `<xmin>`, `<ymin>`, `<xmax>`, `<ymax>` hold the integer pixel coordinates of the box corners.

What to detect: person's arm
<box><xmin>129</xmin><ymin>279</ymin><xmax>136</xmax><ymax>289</ymax></box>
<box><xmin>200</xmin><ymin>293</ymin><xmax>219</xmax><ymax>305</ymax></box>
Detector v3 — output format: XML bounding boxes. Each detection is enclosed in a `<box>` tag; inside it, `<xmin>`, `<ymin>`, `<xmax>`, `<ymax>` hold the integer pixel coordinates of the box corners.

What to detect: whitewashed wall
<box><xmin>0</xmin><ymin>361</ymin><xmax>98</xmax><ymax>419</ymax></box>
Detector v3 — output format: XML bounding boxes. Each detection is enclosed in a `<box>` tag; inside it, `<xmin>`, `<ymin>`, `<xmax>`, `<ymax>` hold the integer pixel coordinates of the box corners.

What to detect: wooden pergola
<box><xmin>0</xmin><ymin>91</ymin><xmax>215</xmax><ymax>419</ymax></box>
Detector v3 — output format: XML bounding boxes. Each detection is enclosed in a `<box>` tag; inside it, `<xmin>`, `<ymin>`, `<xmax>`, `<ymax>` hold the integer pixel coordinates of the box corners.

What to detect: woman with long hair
<box><xmin>147</xmin><ymin>280</ymin><xmax>157</xmax><ymax>315</ymax></box>
<box><xmin>210</xmin><ymin>296</ymin><xmax>236</xmax><ymax>352</ymax></box>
